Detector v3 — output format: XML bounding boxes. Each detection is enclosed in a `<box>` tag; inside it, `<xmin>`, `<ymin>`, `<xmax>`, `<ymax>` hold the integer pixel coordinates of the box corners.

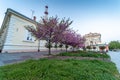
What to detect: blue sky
<box><xmin>0</xmin><ymin>0</ymin><xmax>120</xmax><ymax>43</ymax></box>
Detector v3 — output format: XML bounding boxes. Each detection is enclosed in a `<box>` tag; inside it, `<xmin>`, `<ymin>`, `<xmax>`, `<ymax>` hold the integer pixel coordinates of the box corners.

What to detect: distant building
<box><xmin>84</xmin><ymin>32</ymin><xmax>101</xmax><ymax>47</ymax></box>
<box><xmin>84</xmin><ymin>32</ymin><xmax>108</xmax><ymax>52</ymax></box>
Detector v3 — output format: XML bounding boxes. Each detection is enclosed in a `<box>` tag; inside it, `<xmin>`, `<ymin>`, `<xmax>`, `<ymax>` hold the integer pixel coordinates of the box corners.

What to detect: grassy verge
<box><xmin>0</xmin><ymin>59</ymin><xmax>120</xmax><ymax>80</ymax></box>
<box><xmin>58</xmin><ymin>50</ymin><xmax>110</xmax><ymax>58</ymax></box>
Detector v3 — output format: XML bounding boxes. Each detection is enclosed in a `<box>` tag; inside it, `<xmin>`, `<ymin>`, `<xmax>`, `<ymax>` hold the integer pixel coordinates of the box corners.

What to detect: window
<box><xmin>24</xmin><ymin>30</ymin><xmax>34</xmax><ymax>42</ymax></box>
<box><xmin>26</xmin><ymin>31</ymin><xmax>32</xmax><ymax>41</ymax></box>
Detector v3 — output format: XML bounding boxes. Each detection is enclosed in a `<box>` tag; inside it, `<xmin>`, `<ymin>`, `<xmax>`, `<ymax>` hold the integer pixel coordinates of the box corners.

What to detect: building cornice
<box><xmin>6</xmin><ymin>8</ymin><xmax>37</xmax><ymax>24</ymax></box>
<box><xmin>0</xmin><ymin>8</ymin><xmax>38</xmax><ymax>31</ymax></box>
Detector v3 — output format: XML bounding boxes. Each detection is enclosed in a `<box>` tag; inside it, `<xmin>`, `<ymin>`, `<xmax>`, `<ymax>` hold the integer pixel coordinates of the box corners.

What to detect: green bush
<box><xmin>59</xmin><ymin>44</ymin><xmax>63</xmax><ymax>48</ymax></box>
<box><xmin>58</xmin><ymin>50</ymin><xmax>110</xmax><ymax>58</ymax></box>
<box><xmin>45</xmin><ymin>43</ymin><xmax>52</xmax><ymax>48</ymax></box>
<box><xmin>109</xmin><ymin>41</ymin><xmax>120</xmax><ymax>50</ymax></box>
<box><xmin>54</xmin><ymin>44</ymin><xmax>58</xmax><ymax>48</ymax></box>
<box><xmin>86</xmin><ymin>46</ymin><xmax>92</xmax><ymax>49</ymax></box>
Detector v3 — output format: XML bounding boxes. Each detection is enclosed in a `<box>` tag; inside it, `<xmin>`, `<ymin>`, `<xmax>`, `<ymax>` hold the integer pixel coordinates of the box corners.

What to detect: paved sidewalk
<box><xmin>107</xmin><ymin>51</ymin><xmax>120</xmax><ymax>73</ymax></box>
<box><xmin>0</xmin><ymin>50</ymin><xmax>65</xmax><ymax>66</ymax></box>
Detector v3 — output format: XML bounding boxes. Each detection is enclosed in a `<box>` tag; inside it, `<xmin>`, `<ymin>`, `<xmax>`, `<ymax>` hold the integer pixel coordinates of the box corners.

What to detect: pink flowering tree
<box><xmin>41</xmin><ymin>17</ymin><xmax>59</xmax><ymax>55</ymax></box>
<box><xmin>48</xmin><ymin>18</ymin><xmax>73</xmax><ymax>53</ymax></box>
<box><xmin>78</xmin><ymin>37</ymin><xmax>85</xmax><ymax>49</ymax></box>
<box><xmin>58</xmin><ymin>29</ymin><xmax>74</xmax><ymax>52</ymax></box>
<box><xmin>25</xmin><ymin>23</ymin><xmax>46</xmax><ymax>52</ymax></box>
<box><xmin>26</xmin><ymin>16</ymin><xmax>72</xmax><ymax>55</ymax></box>
<box><xmin>71</xmin><ymin>34</ymin><xmax>85</xmax><ymax>51</ymax></box>
<box><xmin>25</xmin><ymin>16</ymin><xmax>86</xmax><ymax>54</ymax></box>
<box><xmin>59</xmin><ymin>29</ymin><xmax>85</xmax><ymax>52</ymax></box>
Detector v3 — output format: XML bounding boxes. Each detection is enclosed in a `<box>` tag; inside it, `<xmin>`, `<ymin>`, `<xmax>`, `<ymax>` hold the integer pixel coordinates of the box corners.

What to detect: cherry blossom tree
<box><xmin>25</xmin><ymin>23</ymin><xmax>46</xmax><ymax>52</ymax></box>
<box><xmin>58</xmin><ymin>29</ymin><xmax>85</xmax><ymax>52</ymax></box>
<box><xmin>42</xmin><ymin>17</ymin><xmax>72</xmax><ymax>55</ymax></box>
<box><xmin>25</xmin><ymin>15</ymin><xmax>86</xmax><ymax>54</ymax></box>
<box><xmin>26</xmin><ymin>16</ymin><xmax>72</xmax><ymax>55</ymax></box>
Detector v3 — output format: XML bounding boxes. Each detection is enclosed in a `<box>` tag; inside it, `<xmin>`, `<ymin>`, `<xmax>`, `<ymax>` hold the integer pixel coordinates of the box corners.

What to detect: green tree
<box><xmin>109</xmin><ymin>41</ymin><xmax>120</xmax><ymax>50</ymax></box>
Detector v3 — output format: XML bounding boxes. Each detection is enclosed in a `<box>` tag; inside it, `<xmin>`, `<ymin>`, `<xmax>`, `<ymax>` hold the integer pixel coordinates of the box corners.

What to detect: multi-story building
<box><xmin>84</xmin><ymin>32</ymin><xmax>109</xmax><ymax>52</ymax></box>
<box><xmin>84</xmin><ymin>32</ymin><xmax>101</xmax><ymax>47</ymax></box>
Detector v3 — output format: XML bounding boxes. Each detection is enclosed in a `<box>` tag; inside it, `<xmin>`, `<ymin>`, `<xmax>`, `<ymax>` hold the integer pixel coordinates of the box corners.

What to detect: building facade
<box><xmin>0</xmin><ymin>8</ymin><xmax>49</xmax><ymax>53</ymax></box>
<box><xmin>84</xmin><ymin>32</ymin><xmax>109</xmax><ymax>52</ymax></box>
<box><xmin>84</xmin><ymin>32</ymin><xmax>101</xmax><ymax>47</ymax></box>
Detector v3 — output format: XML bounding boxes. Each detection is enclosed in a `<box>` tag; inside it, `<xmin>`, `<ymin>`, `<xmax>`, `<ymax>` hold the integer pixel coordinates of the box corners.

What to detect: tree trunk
<box><xmin>48</xmin><ymin>40</ymin><xmax>51</xmax><ymax>55</ymax></box>
<box><xmin>61</xmin><ymin>48</ymin><xmax>62</xmax><ymax>51</ymax></box>
<box><xmin>56</xmin><ymin>48</ymin><xmax>57</xmax><ymax>51</ymax></box>
<box><xmin>66</xmin><ymin>47</ymin><xmax>67</xmax><ymax>52</ymax></box>
<box><xmin>65</xmin><ymin>45</ymin><xmax>68</xmax><ymax>52</ymax></box>
<box><xmin>73</xmin><ymin>47</ymin><xmax>74</xmax><ymax>52</ymax></box>
<box><xmin>55</xmin><ymin>43</ymin><xmax>57</xmax><ymax>51</ymax></box>
<box><xmin>38</xmin><ymin>39</ymin><xmax>40</xmax><ymax>52</ymax></box>
<box><xmin>48</xmin><ymin>48</ymin><xmax>51</xmax><ymax>55</ymax></box>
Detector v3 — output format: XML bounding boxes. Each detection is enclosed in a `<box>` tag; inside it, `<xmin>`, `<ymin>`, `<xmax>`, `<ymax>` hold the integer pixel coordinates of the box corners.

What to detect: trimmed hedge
<box><xmin>58</xmin><ymin>50</ymin><xmax>110</xmax><ymax>58</ymax></box>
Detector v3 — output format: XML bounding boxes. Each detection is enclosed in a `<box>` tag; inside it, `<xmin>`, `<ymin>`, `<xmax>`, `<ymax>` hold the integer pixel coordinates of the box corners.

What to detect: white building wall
<box><xmin>2</xmin><ymin>15</ymin><xmax>48</xmax><ymax>53</ymax></box>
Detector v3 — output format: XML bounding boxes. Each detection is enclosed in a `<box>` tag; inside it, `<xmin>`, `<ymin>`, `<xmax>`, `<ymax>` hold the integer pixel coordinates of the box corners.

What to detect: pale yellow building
<box><xmin>0</xmin><ymin>8</ymin><xmax>48</xmax><ymax>53</ymax></box>
<box><xmin>84</xmin><ymin>32</ymin><xmax>109</xmax><ymax>52</ymax></box>
<box><xmin>84</xmin><ymin>32</ymin><xmax>101</xmax><ymax>47</ymax></box>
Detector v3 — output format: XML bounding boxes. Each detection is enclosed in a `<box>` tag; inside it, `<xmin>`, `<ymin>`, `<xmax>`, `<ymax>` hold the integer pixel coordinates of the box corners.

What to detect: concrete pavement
<box><xmin>0</xmin><ymin>50</ymin><xmax>64</xmax><ymax>66</ymax></box>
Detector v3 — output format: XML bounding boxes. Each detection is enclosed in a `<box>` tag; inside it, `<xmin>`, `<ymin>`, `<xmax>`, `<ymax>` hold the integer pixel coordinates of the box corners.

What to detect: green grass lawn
<box><xmin>0</xmin><ymin>59</ymin><xmax>120</xmax><ymax>80</ymax></box>
<box><xmin>58</xmin><ymin>50</ymin><xmax>110</xmax><ymax>58</ymax></box>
